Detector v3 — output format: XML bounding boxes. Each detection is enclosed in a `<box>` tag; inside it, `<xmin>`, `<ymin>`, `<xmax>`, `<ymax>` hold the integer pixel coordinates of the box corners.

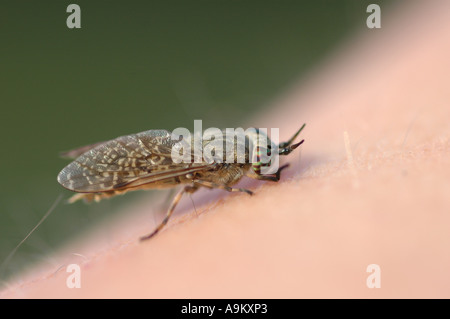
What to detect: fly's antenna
<box><xmin>279</xmin><ymin>123</ymin><xmax>306</xmax><ymax>149</ymax></box>
<box><xmin>279</xmin><ymin>124</ymin><xmax>306</xmax><ymax>155</ymax></box>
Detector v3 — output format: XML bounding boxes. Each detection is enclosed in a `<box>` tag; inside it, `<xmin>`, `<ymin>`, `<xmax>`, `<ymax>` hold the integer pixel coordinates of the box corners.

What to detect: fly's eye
<box><xmin>258</xmin><ymin>146</ymin><xmax>271</xmax><ymax>158</ymax></box>
<box><xmin>252</xmin><ymin>162</ymin><xmax>261</xmax><ymax>174</ymax></box>
<box><xmin>252</xmin><ymin>146</ymin><xmax>262</xmax><ymax>174</ymax></box>
<box><xmin>251</xmin><ymin>145</ymin><xmax>272</xmax><ymax>174</ymax></box>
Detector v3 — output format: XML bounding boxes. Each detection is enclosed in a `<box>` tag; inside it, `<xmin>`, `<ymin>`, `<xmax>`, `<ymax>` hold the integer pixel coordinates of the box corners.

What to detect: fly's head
<box><xmin>251</xmin><ymin>124</ymin><xmax>306</xmax><ymax>175</ymax></box>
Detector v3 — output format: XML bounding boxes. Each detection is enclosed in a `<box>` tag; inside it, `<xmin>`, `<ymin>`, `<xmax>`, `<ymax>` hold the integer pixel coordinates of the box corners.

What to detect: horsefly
<box><xmin>57</xmin><ymin>124</ymin><xmax>306</xmax><ymax>240</ymax></box>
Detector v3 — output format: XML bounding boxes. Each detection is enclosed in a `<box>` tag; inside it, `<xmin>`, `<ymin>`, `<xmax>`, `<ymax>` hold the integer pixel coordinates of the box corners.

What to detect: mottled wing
<box><xmin>59</xmin><ymin>140</ymin><xmax>111</xmax><ymax>159</ymax></box>
<box><xmin>57</xmin><ymin>129</ymin><xmax>211</xmax><ymax>192</ymax></box>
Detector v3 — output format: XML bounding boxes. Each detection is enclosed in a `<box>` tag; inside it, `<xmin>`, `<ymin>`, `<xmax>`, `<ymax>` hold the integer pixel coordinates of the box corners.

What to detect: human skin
<box><xmin>2</xmin><ymin>1</ymin><xmax>450</xmax><ymax>298</ymax></box>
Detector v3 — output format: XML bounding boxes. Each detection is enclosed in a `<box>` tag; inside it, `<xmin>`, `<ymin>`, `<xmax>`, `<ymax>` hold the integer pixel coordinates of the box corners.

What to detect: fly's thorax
<box><xmin>197</xmin><ymin>128</ymin><xmax>279</xmax><ymax>168</ymax></box>
<box><xmin>195</xmin><ymin>162</ymin><xmax>248</xmax><ymax>186</ymax></box>
<box><xmin>170</xmin><ymin>126</ymin><xmax>280</xmax><ymax>174</ymax></box>
<box><xmin>199</xmin><ymin>129</ymin><xmax>252</xmax><ymax>165</ymax></box>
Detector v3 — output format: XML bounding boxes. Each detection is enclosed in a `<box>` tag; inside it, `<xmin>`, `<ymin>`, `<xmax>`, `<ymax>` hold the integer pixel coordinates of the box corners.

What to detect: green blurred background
<box><xmin>0</xmin><ymin>0</ymin><xmax>390</xmax><ymax>282</ymax></box>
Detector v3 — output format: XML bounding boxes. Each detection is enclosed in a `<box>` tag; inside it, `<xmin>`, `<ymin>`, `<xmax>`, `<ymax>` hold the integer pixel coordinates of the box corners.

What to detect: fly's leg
<box><xmin>253</xmin><ymin>164</ymin><xmax>290</xmax><ymax>182</ymax></box>
<box><xmin>193</xmin><ymin>180</ymin><xmax>253</xmax><ymax>195</ymax></box>
<box><xmin>140</xmin><ymin>185</ymin><xmax>198</xmax><ymax>241</ymax></box>
<box><xmin>140</xmin><ymin>180</ymin><xmax>252</xmax><ymax>241</ymax></box>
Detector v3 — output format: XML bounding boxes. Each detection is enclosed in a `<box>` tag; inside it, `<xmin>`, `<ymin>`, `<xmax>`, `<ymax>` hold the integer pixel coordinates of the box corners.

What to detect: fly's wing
<box><xmin>59</xmin><ymin>140</ymin><xmax>111</xmax><ymax>159</ymax></box>
<box><xmin>57</xmin><ymin>129</ymin><xmax>213</xmax><ymax>193</ymax></box>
